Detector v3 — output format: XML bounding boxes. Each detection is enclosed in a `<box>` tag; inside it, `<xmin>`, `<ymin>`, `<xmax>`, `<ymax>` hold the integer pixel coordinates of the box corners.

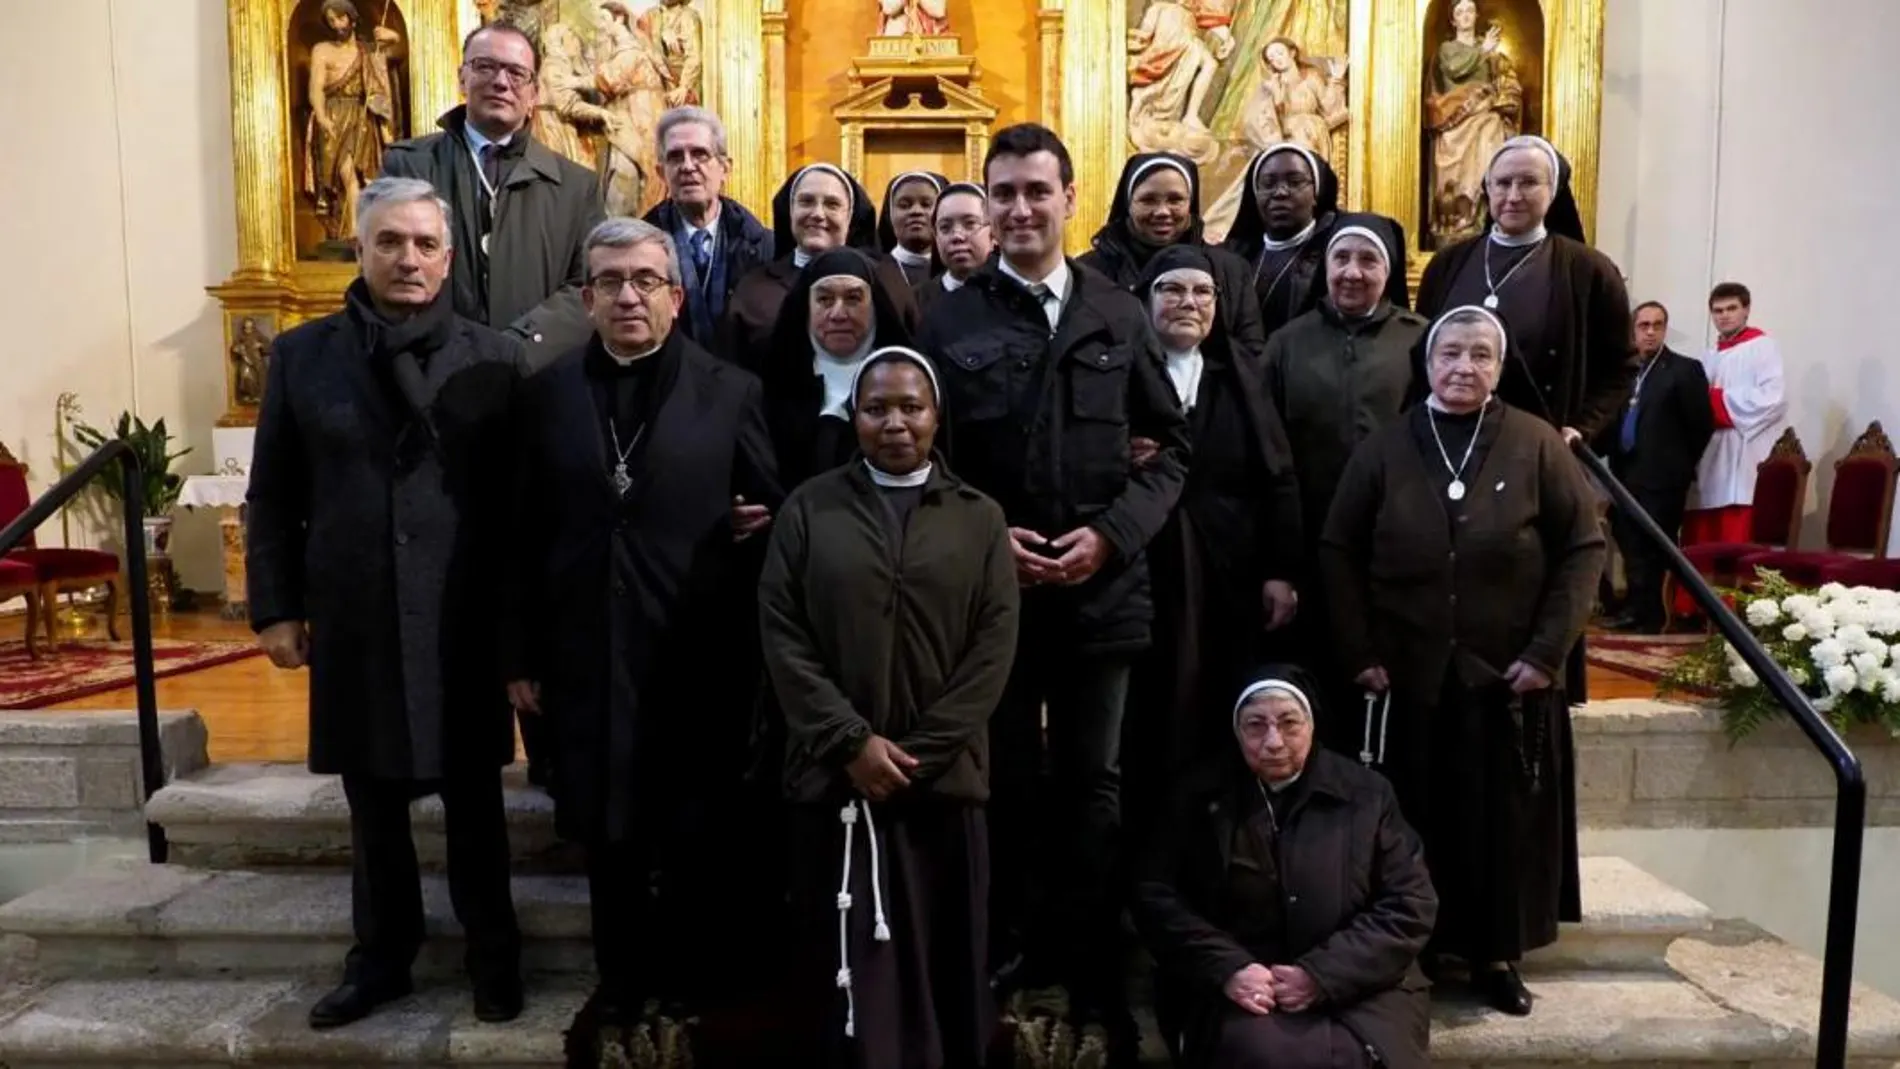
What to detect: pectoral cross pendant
<box><xmin>612</xmin><ymin>462</ymin><xmax>633</xmax><ymax>497</ymax></box>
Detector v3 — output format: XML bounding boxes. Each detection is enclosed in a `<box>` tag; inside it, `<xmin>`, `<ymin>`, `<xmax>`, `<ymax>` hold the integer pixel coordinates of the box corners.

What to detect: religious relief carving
<box><xmin>877</xmin><ymin>0</ymin><xmax>949</xmax><ymax>37</ymax></box>
<box><xmin>1123</xmin><ymin>0</ymin><xmax>1351</xmax><ymax>243</ymax></box>
<box><xmin>1423</xmin><ymin>0</ymin><xmax>1538</xmax><ymax>247</ymax></box>
<box><xmin>229</xmin><ymin>316</ymin><xmax>274</xmax><ymax>409</ymax></box>
<box><xmin>294</xmin><ymin>0</ymin><xmax>410</xmax><ymax>260</ymax></box>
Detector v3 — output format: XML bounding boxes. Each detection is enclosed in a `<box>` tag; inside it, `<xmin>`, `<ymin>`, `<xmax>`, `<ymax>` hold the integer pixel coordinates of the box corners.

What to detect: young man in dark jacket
<box><xmin>915</xmin><ymin>122</ymin><xmax>1191</xmax><ymax>1061</ymax></box>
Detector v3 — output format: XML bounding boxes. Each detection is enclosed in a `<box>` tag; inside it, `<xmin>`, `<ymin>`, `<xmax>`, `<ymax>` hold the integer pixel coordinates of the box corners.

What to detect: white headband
<box><xmin>887</xmin><ymin>171</ymin><xmax>944</xmax><ymax>198</ymax></box>
<box><xmin>1251</xmin><ymin>143</ymin><xmax>1322</xmax><ymax>193</ymax></box>
<box><xmin>1326</xmin><ymin>225</ymin><xmax>1390</xmax><ymax>267</ymax></box>
<box><xmin>849</xmin><ymin>345</ymin><xmax>941</xmax><ymax>407</ymax></box>
<box><xmin>1233</xmin><ymin>678</ymin><xmax>1313</xmax><ymax>735</ymax></box>
<box><xmin>1425</xmin><ymin>304</ymin><xmax>1510</xmax><ymax>361</ymax></box>
<box><xmin>1153</xmin><ymin>266</ymin><xmax>1215</xmax><ymax>290</ymax></box>
<box><xmin>1127</xmin><ymin>156</ymin><xmax>1195</xmax><ymax>202</ymax></box>
<box><xmin>792</xmin><ymin>164</ymin><xmax>856</xmax><ymax>213</ymax></box>
<box><xmin>1486</xmin><ymin>135</ymin><xmax>1561</xmax><ymax>188</ymax></box>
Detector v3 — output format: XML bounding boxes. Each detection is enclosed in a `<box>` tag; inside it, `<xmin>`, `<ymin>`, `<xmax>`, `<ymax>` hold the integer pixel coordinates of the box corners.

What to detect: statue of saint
<box><xmin>1237</xmin><ymin>38</ymin><xmax>1347</xmax><ymax>163</ymax></box>
<box><xmin>231</xmin><ymin>317</ymin><xmax>271</xmax><ymax>408</ymax></box>
<box><xmin>1425</xmin><ymin>0</ymin><xmax>1522</xmax><ymax>244</ymax></box>
<box><xmin>638</xmin><ymin>0</ymin><xmax>704</xmax><ymax>108</ymax></box>
<box><xmin>303</xmin><ymin>0</ymin><xmax>402</xmax><ymax>246</ymax></box>
<box><xmin>878</xmin><ymin>0</ymin><xmax>950</xmax><ymax>36</ymax></box>
<box><xmin>594</xmin><ymin>1</ymin><xmax>670</xmax><ymax>218</ymax></box>
<box><xmin>534</xmin><ymin>23</ymin><xmax>613</xmax><ymax>171</ymax></box>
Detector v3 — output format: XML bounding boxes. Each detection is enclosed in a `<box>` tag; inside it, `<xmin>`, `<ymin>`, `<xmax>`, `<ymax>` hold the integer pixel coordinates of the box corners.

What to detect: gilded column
<box><xmin>1366</xmin><ymin>0</ymin><xmax>1423</xmax><ymax>256</ymax></box>
<box><xmin>1060</xmin><ymin>0</ymin><xmax>1123</xmax><ymax>255</ymax></box>
<box><xmin>407</xmin><ymin>0</ymin><xmax>461</xmax><ymax>136</ymax></box>
<box><xmin>1037</xmin><ymin>6</ymin><xmax>1064</xmax><ymax>128</ymax></box>
<box><xmin>1545</xmin><ymin>0</ymin><xmax>1605</xmax><ymax>243</ymax></box>
<box><xmin>760</xmin><ymin>0</ymin><xmax>790</xmax><ymax>206</ymax></box>
<box><xmin>226</xmin><ymin>0</ymin><xmax>294</xmax><ymax>281</ymax></box>
<box><xmin>713</xmin><ymin>0</ymin><xmax>771</xmax><ymax>212</ymax></box>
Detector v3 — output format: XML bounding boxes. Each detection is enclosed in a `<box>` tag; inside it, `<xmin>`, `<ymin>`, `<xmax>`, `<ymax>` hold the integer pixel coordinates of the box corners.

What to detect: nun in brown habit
<box><xmin>759</xmin><ymin>247</ymin><xmax>915</xmax><ymax>491</ymax></box>
<box><xmin>1222</xmin><ymin>144</ymin><xmax>1410</xmax><ymax>339</ymax></box>
<box><xmin>717</xmin><ymin>163</ymin><xmax>919</xmax><ymax>370</ymax></box>
<box><xmin>1132</xmin><ymin>666</ymin><xmax>1436</xmax><ymax>1069</ymax></box>
<box><xmin>761</xmin><ymin>346</ymin><xmax>1019</xmax><ymax>1069</ymax></box>
<box><xmin>1123</xmin><ymin>243</ymin><xmax>1303</xmax><ymax>847</ymax></box>
<box><xmin>1320</xmin><ymin>306</ymin><xmax>1602</xmax><ymax>1016</ymax></box>
<box><xmin>876</xmin><ymin>170</ymin><xmax>949</xmax><ymax>289</ymax></box>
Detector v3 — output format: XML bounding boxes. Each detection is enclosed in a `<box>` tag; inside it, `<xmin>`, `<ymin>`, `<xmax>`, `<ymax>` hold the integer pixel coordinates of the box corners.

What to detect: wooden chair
<box><xmin>1662</xmin><ymin>428</ymin><xmax>1811</xmax><ymax>627</ymax></box>
<box><xmin>0</xmin><ymin>442</ymin><xmax>121</xmax><ymax>652</ymax></box>
<box><xmin>1742</xmin><ymin>421</ymin><xmax>1900</xmax><ymax>586</ymax></box>
<box><xmin>0</xmin><ymin>556</ymin><xmax>43</xmax><ymax>658</ymax></box>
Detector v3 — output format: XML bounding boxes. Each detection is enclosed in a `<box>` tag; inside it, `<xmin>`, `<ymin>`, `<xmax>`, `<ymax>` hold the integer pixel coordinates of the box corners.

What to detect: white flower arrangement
<box><xmin>1663</xmin><ymin>570</ymin><xmax>1900</xmax><ymax>740</ymax></box>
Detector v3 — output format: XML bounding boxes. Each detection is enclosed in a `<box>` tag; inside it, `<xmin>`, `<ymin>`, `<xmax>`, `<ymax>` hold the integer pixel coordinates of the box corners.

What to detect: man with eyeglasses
<box><xmin>383</xmin><ymin>22</ymin><xmax>603</xmax><ymax>372</ymax></box>
<box><xmin>917</xmin><ymin>180</ymin><xmax>992</xmax><ymax>310</ymax></box>
<box><xmin>502</xmin><ymin>217</ymin><xmax>780</xmax><ymax>1056</ymax></box>
<box><xmin>640</xmin><ymin>107</ymin><xmax>774</xmax><ymax>347</ymax></box>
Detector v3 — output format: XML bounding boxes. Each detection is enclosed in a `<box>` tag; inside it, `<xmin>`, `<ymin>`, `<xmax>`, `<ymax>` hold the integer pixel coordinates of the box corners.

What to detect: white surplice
<box><xmin>1689</xmin><ymin>332</ymin><xmax>1788</xmax><ymax>510</ymax></box>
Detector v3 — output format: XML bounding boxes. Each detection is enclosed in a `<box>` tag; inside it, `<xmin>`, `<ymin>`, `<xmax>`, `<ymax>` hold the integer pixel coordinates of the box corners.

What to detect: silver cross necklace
<box><xmin>608</xmin><ymin>420</ymin><xmax>644</xmax><ymax>497</ymax></box>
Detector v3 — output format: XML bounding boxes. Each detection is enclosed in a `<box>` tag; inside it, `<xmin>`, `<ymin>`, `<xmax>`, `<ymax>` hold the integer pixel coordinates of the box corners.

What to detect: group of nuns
<box><xmin>719</xmin><ymin>132</ymin><xmax>1629</xmax><ymax>1069</ymax></box>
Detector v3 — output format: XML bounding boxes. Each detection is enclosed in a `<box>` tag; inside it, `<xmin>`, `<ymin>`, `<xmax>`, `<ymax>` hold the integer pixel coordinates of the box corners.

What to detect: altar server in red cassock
<box><xmin>1683</xmin><ymin>282</ymin><xmax>1788</xmax><ymax>545</ymax></box>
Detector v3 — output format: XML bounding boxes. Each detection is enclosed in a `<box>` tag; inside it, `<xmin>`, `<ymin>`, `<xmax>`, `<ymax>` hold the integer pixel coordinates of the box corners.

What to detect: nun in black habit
<box><xmin>759</xmin><ymin>247</ymin><xmax>915</xmax><ymax>490</ymax></box>
<box><xmin>1124</xmin><ymin>243</ymin><xmax>1303</xmax><ymax>846</ymax></box>
<box><xmin>1079</xmin><ymin>152</ymin><xmax>1268</xmax><ymax>358</ymax></box>
<box><xmin>718</xmin><ymin>163</ymin><xmax>919</xmax><ymax>370</ymax></box>
<box><xmin>875</xmin><ymin>170</ymin><xmax>949</xmax><ymax>289</ymax></box>
<box><xmin>1223</xmin><ymin>144</ymin><xmax>1410</xmax><ymax>339</ymax></box>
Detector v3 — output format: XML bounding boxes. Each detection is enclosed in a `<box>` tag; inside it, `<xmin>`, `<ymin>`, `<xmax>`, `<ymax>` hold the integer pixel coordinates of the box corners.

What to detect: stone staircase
<box><xmin>1</xmin><ymin>762</ymin><xmax>1898</xmax><ymax>1067</ymax></box>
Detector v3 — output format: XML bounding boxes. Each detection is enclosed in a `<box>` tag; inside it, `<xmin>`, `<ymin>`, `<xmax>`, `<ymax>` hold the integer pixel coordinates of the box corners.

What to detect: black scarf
<box><xmin>344</xmin><ymin>278</ymin><xmax>456</xmax><ymax>432</ymax></box>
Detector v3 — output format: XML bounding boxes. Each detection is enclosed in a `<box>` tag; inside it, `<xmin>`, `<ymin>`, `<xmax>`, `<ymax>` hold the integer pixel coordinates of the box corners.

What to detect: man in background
<box><xmin>642</xmin><ymin>107</ymin><xmax>774</xmax><ymax>347</ymax></box>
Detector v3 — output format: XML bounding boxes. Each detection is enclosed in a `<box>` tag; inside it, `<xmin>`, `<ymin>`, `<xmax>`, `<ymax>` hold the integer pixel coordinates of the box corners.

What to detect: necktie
<box><xmin>1027</xmin><ymin>282</ymin><xmax>1059</xmax><ymax>332</ymax></box>
<box><xmin>1619</xmin><ymin>403</ymin><xmax>1638</xmax><ymax>454</ymax></box>
<box><xmin>479</xmin><ymin>142</ymin><xmax>505</xmax><ymax>195</ymax></box>
<box><xmin>690</xmin><ymin>230</ymin><xmax>712</xmax><ymax>276</ymax></box>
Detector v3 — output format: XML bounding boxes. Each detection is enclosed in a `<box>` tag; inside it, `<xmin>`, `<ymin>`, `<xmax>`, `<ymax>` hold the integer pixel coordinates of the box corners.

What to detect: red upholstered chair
<box><xmin>1818</xmin><ymin>557</ymin><xmax>1900</xmax><ymax>591</ymax></box>
<box><xmin>1680</xmin><ymin>428</ymin><xmax>1812</xmax><ymax>583</ymax></box>
<box><xmin>0</xmin><ymin>556</ymin><xmax>43</xmax><ymax>658</ymax></box>
<box><xmin>1741</xmin><ymin>421</ymin><xmax>1900</xmax><ymax>587</ymax></box>
<box><xmin>0</xmin><ymin>442</ymin><xmax>121</xmax><ymax>652</ymax></box>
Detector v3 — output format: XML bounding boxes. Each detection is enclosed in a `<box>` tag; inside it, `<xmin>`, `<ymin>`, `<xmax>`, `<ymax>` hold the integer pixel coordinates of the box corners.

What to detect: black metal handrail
<box><xmin>0</xmin><ymin>442</ymin><xmax>166</xmax><ymax>863</ymax></box>
<box><xmin>1579</xmin><ymin>446</ymin><xmax>1863</xmax><ymax>1069</ymax></box>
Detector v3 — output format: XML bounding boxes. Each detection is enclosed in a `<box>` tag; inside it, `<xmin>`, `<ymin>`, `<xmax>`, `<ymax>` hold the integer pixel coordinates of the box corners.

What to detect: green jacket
<box><xmin>760</xmin><ymin>460</ymin><xmax>1019</xmax><ymax>804</ymax></box>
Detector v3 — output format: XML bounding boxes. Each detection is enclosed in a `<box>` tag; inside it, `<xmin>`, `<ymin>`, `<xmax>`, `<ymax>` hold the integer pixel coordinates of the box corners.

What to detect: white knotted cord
<box><xmin>1361</xmin><ymin>690</ymin><xmax>1392</xmax><ymax>767</ymax></box>
<box><xmin>834</xmin><ymin>799</ymin><xmax>894</xmax><ymax>1037</ymax></box>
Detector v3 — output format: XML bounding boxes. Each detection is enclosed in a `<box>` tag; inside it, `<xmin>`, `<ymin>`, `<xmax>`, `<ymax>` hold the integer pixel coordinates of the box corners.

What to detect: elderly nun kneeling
<box><xmin>1319</xmin><ymin>306</ymin><xmax>1604</xmax><ymax>1016</ymax></box>
<box><xmin>760</xmin><ymin>346</ymin><xmax>1021</xmax><ymax>1068</ymax></box>
<box><xmin>1132</xmin><ymin>666</ymin><xmax>1437</xmax><ymax>1069</ymax></box>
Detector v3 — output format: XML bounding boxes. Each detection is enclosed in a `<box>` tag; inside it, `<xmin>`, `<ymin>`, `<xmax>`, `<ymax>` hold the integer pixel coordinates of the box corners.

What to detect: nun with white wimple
<box><xmin>1416</xmin><ymin>134</ymin><xmax>1635</xmax><ymax>448</ymax></box>
<box><xmin>1320</xmin><ymin>305</ymin><xmax>1603</xmax><ymax>1016</ymax></box>
<box><xmin>1131</xmin><ymin>664</ymin><xmax>1436</xmax><ymax>1069</ymax></box>
<box><xmin>761</xmin><ymin>345</ymin><xmax>1018</xmax><ymax>1068</ymax></box>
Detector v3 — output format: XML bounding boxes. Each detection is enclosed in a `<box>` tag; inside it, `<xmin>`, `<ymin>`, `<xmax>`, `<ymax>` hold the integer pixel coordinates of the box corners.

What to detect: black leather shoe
<box><xmin>473</xmin><ymin>976</ymin><xmax>524</xmax><ymax>1023</ymax></box>
<box><xmin>1474</xmin><ymin>964</ymin><xmax>1533</xmax><ymax>1016</ymax></box>
<box><xmin>308</xmin><ymin>977</ymin><xmax>412</xmax><ymax>1030</ymax></box>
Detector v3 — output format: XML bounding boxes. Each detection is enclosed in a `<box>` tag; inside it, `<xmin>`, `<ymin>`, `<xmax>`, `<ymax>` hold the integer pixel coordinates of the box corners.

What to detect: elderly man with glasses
<box><xmin>383</xmin><ymin>21</ymin><xmax>606</xmax><ymax>788</ymax></box>
<box><xmin>502</xmin><ymin>217</ymin><xmax>781</xmax><ymax>1057</ymax></box>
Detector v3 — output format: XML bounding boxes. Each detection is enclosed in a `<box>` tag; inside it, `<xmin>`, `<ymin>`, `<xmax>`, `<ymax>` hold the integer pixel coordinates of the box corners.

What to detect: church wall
<box><xmin>785</xmin><ymin>0</ymin><xmax>1039</xmax><ymax>178</ymax></box>
<box><xmin>1597</xmin><ymin>0</ymin><xmax>1900</xmax><ymax>552</ymax></box>
<box><xmin>0</xmin><ymin>1</ymin><xmax>237</xmax><ymax>593</ymax></box>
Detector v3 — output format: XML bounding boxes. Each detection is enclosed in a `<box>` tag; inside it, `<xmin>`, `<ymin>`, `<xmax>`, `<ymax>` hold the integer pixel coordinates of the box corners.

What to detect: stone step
<box><xmin>144</xmin><ymin>764</ymin><xmax>564</xmax><ymax>871</ymax></box>
<box><xmin>3</xmin><ymin>927</ymin><xmax>1897</xmax><ymax>1067</ymax></box>
<box><xmin>0</xmin><ymin>857</ymin><xmax>1710</xmax><ymax>983</ymax></box>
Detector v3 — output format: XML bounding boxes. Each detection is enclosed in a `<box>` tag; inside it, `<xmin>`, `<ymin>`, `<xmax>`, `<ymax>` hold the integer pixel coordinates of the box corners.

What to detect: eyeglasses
<box><xmin>935</xmin><ymin>218</ymin><xmax>990</xmax><ymax>237</ymax></box>
<box><xmin>464</xmin><ymin>57</ymin><xmax>536</xmax><ymax>87</ymax></box>
<box><xmin>1155</xmin><ymin>281</ymin><xmax>1217</xmax><ymax>305</ymax></box>
<box><xmin>1256</xmin><ymin>175</ymin><xmax>1313</xmax><ymax>194</ymax></box>
<box><xmin>590</xmin><ymin>272</ymin><xmax>673</xmax><ymax>298</ymax></box>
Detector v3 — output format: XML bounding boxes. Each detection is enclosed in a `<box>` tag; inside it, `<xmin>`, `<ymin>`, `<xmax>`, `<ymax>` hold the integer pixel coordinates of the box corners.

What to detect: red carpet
<box><xmin>1585</xmin><ymin>631</ymin><xmax>1712</xmax><ymax>686</ymax></box>
<box><xmin>0</xmin><ymin>638</ymin><xmax>263</xmax><ymax>708</ymax></box>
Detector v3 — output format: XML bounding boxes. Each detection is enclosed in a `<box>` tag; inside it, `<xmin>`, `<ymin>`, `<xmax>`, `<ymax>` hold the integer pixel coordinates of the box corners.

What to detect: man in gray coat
<box><xmin>382</xmin><ymin>22</ymin><xmax>603</xmax><ymax>368</ymax></box>
<box><xmin>382</xmin><ymin>21</ymin><xmax>604</xmax><ymax>784</ymax></box>
<box><xmin>247</xmin><ymin>176</ymin><xmax>525</xmax><ymax>1030</ymax></box>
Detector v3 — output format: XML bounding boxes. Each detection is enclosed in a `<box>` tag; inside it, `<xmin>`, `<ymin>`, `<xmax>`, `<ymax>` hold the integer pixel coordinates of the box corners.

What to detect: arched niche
<box><xmin>1418</xmin><ymin>0</ymin><xmax>1544</xmax><ymax>249</ymax></box>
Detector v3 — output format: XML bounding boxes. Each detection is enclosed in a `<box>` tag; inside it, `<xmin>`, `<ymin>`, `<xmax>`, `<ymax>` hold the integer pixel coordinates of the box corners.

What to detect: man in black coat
<box><xmin>382</xmin><ymin>23</ymin><xmax>603</xmax><ymax>369</ymax></box>
<box><xmin>641</xmin><ymin>106</ymin><xmax>774</xmax><ymax>349</ymax></box>
<box><xmin>1600</xmin><ymin>301</ymin><xmax>1715</xmax><ymax>632</ymax></box>
<box><xmin>501</xmin><ymin>217</ymin><xmax>781</xmax><ymax>1042</ymax></box>
<box><xmin>247</xmin><ymin>176</ymin><xmax>524</xmax><ymax>1030</ymax></box>
<box><xmin>382</xmin><ymin>22</ymin><xmax>604</xmax><ymax>786</ymax></box>
<box><xmin>915</xmin><ymin>123</ymin><xmax>1190</xmax><ymax>1056</ymax></box>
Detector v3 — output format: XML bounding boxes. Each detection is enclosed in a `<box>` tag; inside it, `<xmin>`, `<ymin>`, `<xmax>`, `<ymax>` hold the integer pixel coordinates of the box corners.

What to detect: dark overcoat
<box><xmin>246</xmin><ymin>307</ymin><xmax>526</xmax><ymax>781</ymax></box>
<box><xmin>501</xmin><ymin>333</ymin><xmax>781</xmax><ymax>844</ymax></box>
<box><xmin>1132</xmin><ymin>748</ymin><xmax>1438</xmax><ymax>1069</ymax></box>
<box><xmin>383</xmin><ymin>107</ymin><xmax>604</xmax><ymax>364</ymax></box>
